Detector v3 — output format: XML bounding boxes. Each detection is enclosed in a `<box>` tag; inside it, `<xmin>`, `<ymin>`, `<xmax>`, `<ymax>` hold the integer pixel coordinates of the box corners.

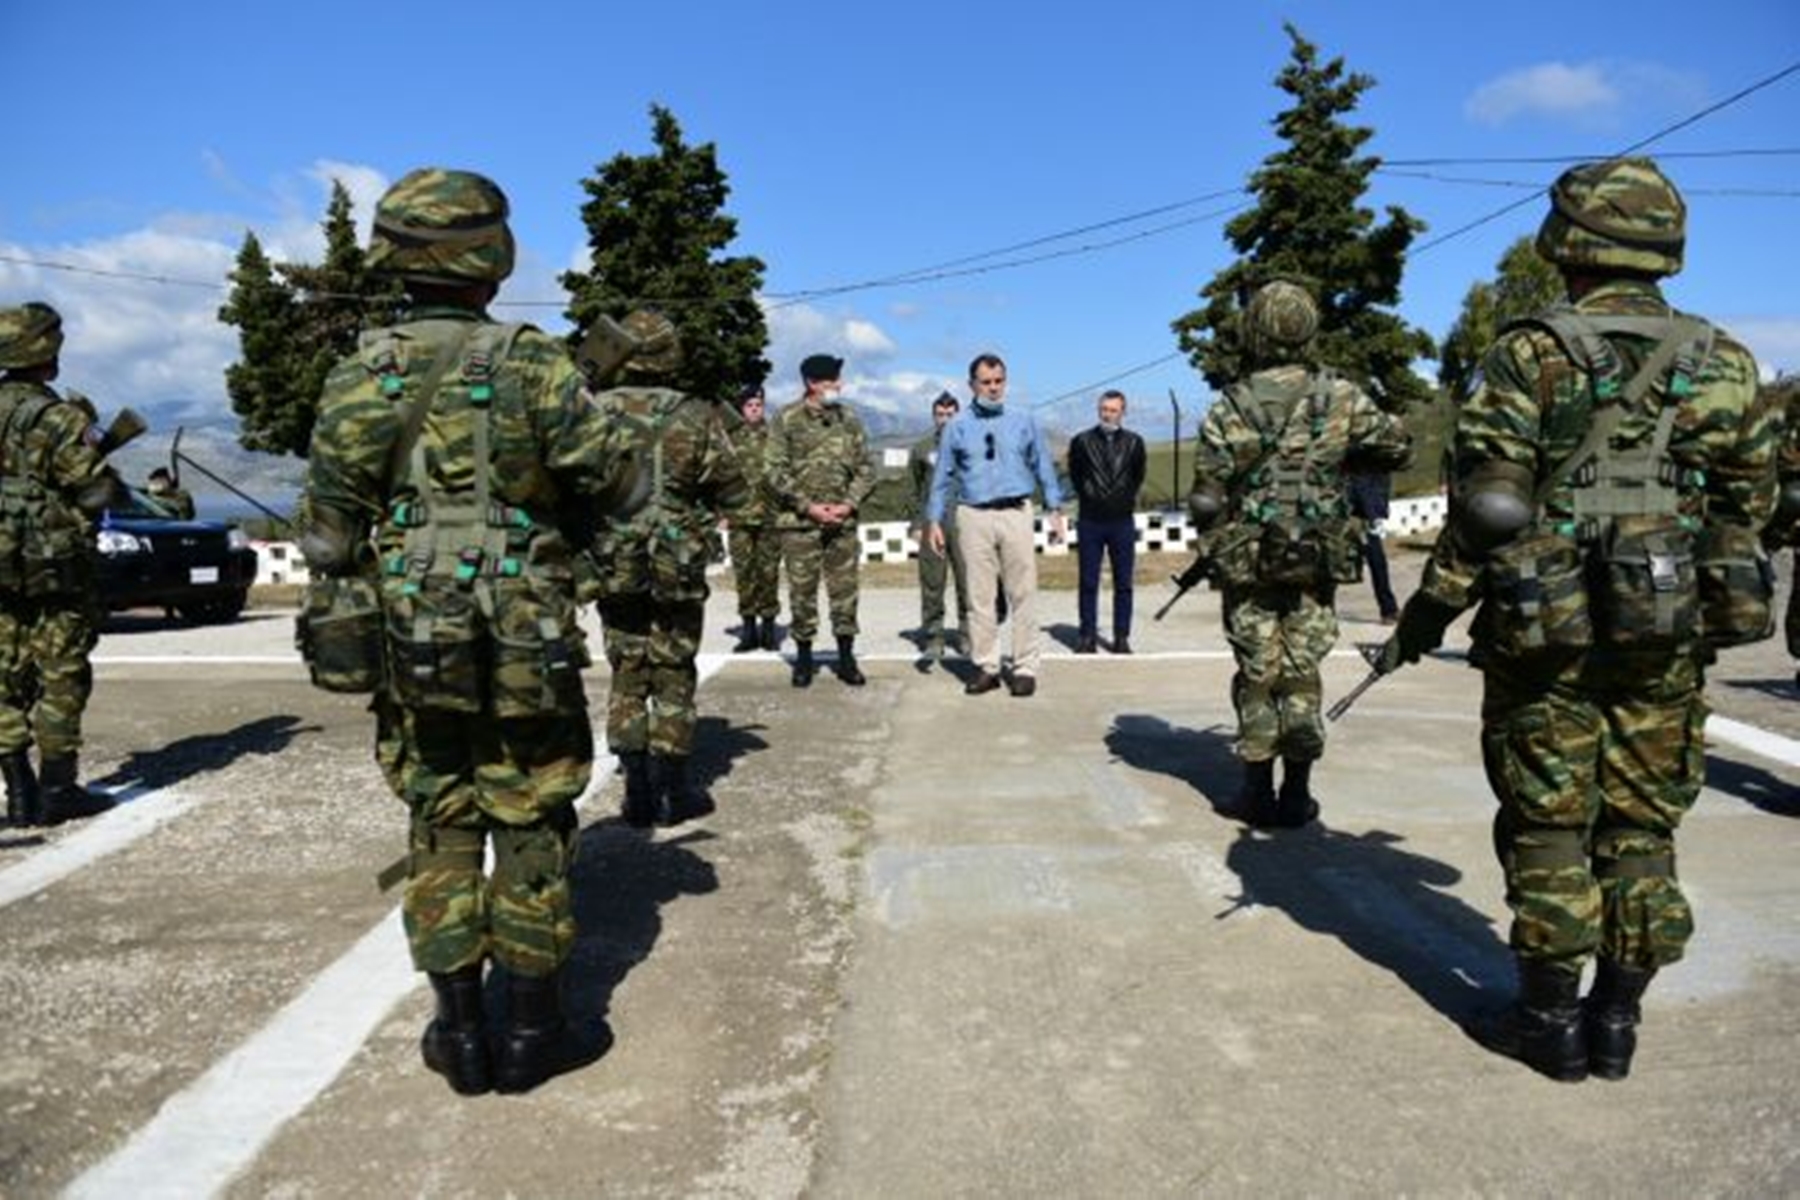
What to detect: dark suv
<box><xmin>95</xmin><ymin>489</ymin><xmax>258</xmax><ymax>622</ymax></box>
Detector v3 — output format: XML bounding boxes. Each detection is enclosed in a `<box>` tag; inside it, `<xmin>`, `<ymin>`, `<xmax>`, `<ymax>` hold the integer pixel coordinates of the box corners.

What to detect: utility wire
<box><xmin>1377</xmin><ymin>167</ymin><xmax>1800</xmax><ymax>197</ymax></box>
<box><xmin>1026</xmin><ymin>351</ymin><xmax>1188</xmax><ymax>412</ymax></box>
<box><xmin>1383</xmin><ymin>147</ymin><xmax>1800</xmax><ymax>166</ymax></box>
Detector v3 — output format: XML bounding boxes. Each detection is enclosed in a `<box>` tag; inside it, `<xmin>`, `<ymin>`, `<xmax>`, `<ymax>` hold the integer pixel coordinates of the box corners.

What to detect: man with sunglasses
<box><xmin>925</xmin><ymin>353</ymin><xmax>1066</xmax><ymax>697</ymax></box>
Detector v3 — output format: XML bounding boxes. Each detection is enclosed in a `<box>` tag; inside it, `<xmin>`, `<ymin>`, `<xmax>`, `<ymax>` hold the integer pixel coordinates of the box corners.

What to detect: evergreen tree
<box><xmin>563</xmin><ymin>104</ymin><xmax>769</xmax><ymax>400</ymax></box>
<box><xmin>1438</xmin><ymin>236</ymin><xmax>1564</xmax><ymax>400</ymax></box>
<box><xmin>1171</xmin><ymin>24</ymin><xmax>1435</xmax><ymax>410</ymax></box>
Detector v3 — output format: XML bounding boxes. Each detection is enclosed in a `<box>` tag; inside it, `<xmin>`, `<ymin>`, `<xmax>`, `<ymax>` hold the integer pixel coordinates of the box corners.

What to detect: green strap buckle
<box><xmin>498</xmin><ymin>557</ymin><xmax>522</xmax><ymax>578</ymax></box>
<box><xmin>1594</xmin><ymin>378</ymin><xmax>1621</xmax><ymax>400</ymax></box>
<box><xmin>469</xmin><ymin>383</ymin><xmax>494</xmax><ymax>406</ymax></box>
<box><xmin>1669</xmin><ymin>373</ymin><xmax>1693</xmax><ymax>399</ymax></box>
<box><xmin>380</xmin><ymin>374</ymin><xmax>404</xmax><ymax>397</ymax></box>
<box><xmin>385</xmin><ymin>553</ymin><xmax>407</xmax><ymax>576</ymax></box>
<box><xmin>401</xmin><ymin>581</ymin><xmax>421</xmax><ymax>596</ymax></box>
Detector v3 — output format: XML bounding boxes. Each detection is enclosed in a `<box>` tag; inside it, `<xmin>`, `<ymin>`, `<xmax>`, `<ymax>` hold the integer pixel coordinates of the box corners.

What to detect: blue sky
<box><xmin>3</xmin><ymin>1</ymin><xmax>1796</xmax><ymax>449</ymax></box>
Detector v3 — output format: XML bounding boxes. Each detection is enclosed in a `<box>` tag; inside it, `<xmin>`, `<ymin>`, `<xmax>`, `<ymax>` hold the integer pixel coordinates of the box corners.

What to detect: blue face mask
<box><xmin>972</xmin><ymin>395</ymin><xmax>1004</xmax><ymax>416</ymax></box>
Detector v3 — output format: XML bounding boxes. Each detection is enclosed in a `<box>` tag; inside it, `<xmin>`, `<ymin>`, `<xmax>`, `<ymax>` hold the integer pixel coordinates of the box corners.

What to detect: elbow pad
<box><xmin>1187</xmin><ymin>482</ymin><xmax>1227</xmax><ymax>530</ymax></box>
<box><xmin>1454</xmin><ymin>460</ymin><xmax>1536</xmax><ymax>554</ymax></box>
<box><xmin>298</xmin><ymin>504</ymin><xmax>363</xmax><ymax>575</ymax></box>
<box><xmin>1772</xmin><ymin>478</ymin><xmax>1800</xmax><ymax>532</ymax></box>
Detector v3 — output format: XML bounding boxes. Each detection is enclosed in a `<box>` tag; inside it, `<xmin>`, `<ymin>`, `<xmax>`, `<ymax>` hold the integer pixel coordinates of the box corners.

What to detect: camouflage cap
<box><xmin>367</xmin><ymin>168</ymin><xmax>516</xmax><ymax>286</ymax></box>
<box><xmin>1245</xmin><ymin>280</ymin><xmax>1319</xmax><ymax>349</ymax></box>
<box><xmin>0</xmin><ymin>301</ymin><xmax>64</xmax><ymax>370</ymax></box>
<box><xmin>1535</xmin><ymin>156</ymin><xmax>1685</xmax><ymax>277</ymax></box>
<box><xmin>621</xmin><ymin>310</ymin><xmax>683</xmax><ymax>377</ymax></box>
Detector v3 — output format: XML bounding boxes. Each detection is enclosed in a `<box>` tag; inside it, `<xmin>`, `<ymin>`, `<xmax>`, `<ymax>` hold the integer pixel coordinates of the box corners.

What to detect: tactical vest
<box><xmin>0</xmin><ymin>387</ymin><xmax>89</xmax><ymax>597</ymax></box>
<box><xmin>1481</xmin><ymin>306</ymin><xmax>1774</xmax><ymax>654</ymax></box>
<box><xmin>1223</xmin><ymin>369</ymin><xmax>1362</xmax><ymax>589</ymax></box>
<box><xmin>590</xmin><ymin>387</ymin><xmax>712</xmax><ymax>604</ymax></box>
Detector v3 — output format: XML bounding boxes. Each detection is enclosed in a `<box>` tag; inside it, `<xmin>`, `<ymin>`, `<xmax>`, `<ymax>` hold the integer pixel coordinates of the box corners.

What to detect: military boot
<box><xmin>1237</xmin><ymin>759</ymin><xmax>1277</xmax><ymax>826</ymax></box>
<box><xmin>2</xmin><ymin>749</ymin><xmax>41</xmax><ymax>828</ymax></box>
<box><xmin>652</xmin><ymin>752</ymin><xmax>714</xmax><ymax>826</ymax></box>
<box><xmin>420</xmin><ymin>965</ymin><xmax>492</xmax><ymax>1096</ymax></box>
<box><xmin>834</xmin><ymin>635</ymin><xmax>866</xmax><ymax>686</ymax></box>
<box><xmin>760</xmin><ymin>618</ymin><xmax>780</xmax><ymax>652</ymax></box>
<box><xmin>38</xmin><ymin>755</ymin><xmax>112</xmax><ymax>825</ymax></box>
<box><xmin>1466</xmin><ymin>958</ymin><xmax>1588</xmax><ymax>1082</ymax></box>
<box><xmin>1586</xmin><ymin>959</ymin><xmax>1657</xmax><ymax>1081</ymax></box>
<box><xmin>494</xmin><ymin>969</ymin><xmax>598</xmax><ymax>1094</ymax></box>
<box><xmin>1272</xmin><ymin>758</ymin><xmax>1320</xmax><ymax>829</ymax></box>
<box><xmin>791</xmin><ymin>641</ymin><xmax>815</xmax><ymax>688</ymax></box>
<box><xmin>618</xmin><ymin>751</ymin><xmax>656</xmax><ymax>828</ymax></box>
<box><xmin>732</xmin><ymin>619</ymin><xmax>761</xmax><ymax>654</ymax></box>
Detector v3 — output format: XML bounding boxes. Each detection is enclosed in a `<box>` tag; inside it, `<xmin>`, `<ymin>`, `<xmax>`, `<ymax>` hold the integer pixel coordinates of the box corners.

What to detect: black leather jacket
<box><xmin>1068</xmin><ymin>425</ymin><xmax>1146</xmax><ymax>521</ymax></box>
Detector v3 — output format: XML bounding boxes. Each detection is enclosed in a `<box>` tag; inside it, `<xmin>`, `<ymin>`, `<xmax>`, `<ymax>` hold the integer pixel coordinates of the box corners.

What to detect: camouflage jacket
<box><xmin>764</xmin><ymin>397</ymin><xmax>874</xmax><ymax>532</ymax></box>
<box><xmin>907</xmin><ymin>428</ymin><xmax>953</xmax><ymax>529</ymax></box>
<box><xmin>1419</xmin><ymin>278</ymin><xmax>1776</xmax><ymax>684</ymax></box>
<box><xmin>0</xmin><ymin>380</ymin><xmax>118</xmax><ymax>591</ymax></box>
<box><xmin>1768</xmin><ymin>380</ymin><xmax>1800</xmax><ymax>548</ymax></box>
<box><xmin>589</xmin><ymin>386</ymin><xmax>749</xmax><ymax>594</ymax></box>
<box><xmin>723</xmin><ymin>412</ymin><xmax>774</xmax><ymax>528</ymax></box>
<box><xmin>303</xmin><ymin>307</ymin><xmax>638</xmax><ymax>580</ymax></box>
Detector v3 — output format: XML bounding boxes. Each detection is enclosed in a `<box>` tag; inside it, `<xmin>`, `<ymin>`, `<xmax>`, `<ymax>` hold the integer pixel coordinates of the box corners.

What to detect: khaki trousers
<box><xmin>955</xmin><ymin>503</ymin><xmax>1041</xmax><ymax>677</ymax></box>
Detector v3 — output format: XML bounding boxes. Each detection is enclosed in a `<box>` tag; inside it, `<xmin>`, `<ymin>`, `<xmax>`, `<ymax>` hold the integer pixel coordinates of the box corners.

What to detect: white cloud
<box><xmin>1728</xmin><ymin>317</ymin><xmax>1800</xmax><ymax>380</ymax></box>
<box><xmin>843</xmin><ymin>318</ymin><xmax>896</xmax><ymax>355</ymax></box>
<box><xmin>1464</xmin><ymin>60</ymin><xmax>1704</xmax><ymax>129</ymax></box>
<box><xmin>760</xmin><ymin>301</ymin><xmax>945</xmax><ymax>421</ymax></box>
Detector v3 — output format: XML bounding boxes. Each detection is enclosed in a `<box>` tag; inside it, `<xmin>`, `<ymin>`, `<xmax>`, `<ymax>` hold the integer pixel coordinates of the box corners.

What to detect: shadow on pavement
<box><xmin>1104</xmin><ymin>713</ymin><xmax>1241</xmax><ymax>815</ymax></box>
<box><xmin>1223</xmin><ymin>823</ymin><xmax>1510</xmax><ymax>1026</ymax></box>
<box><xmin>1705</xmin><ymin>752</ymin><xmax>1799</xmax><ymax>817</ymax></box>
<box><xmin>690</xmin><ymin>715</ymin><xmax>770</xmax><ymax>798</ymax></box>
<box><xmin>1717</xmin><ymin>675</ymin><xmax>1800</xmax><ymax>702</ymax></box>
<box><xmin>92</xmin><ymin>713</ymin><xmax>319</xmax><ymax>792</ymax></box>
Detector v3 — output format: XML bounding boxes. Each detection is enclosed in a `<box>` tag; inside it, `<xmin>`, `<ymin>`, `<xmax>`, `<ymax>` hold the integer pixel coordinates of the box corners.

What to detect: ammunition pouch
<box><xmin>1483</xmin><ymin>528</ymin><xmax>1593</xmax><ymax>656</ymax></box>
<box><xmin>297</xmin><ymin>575</ymin><xmax>385</xmax><ymax>694</ymax></box>
<box><xmin>648</xmin><ymin>526</ymin><xmax>710</xmax><ymax>603</ymax></box>
<box><xmin>1591</xmin><ymin>514</ymin><xmax>1698</xmax><ymax>649</ymax></box>
<box><xmin>1695</xmin><ymin>524</ymin><xmax>1776</xmax><ymax>648</ymax></box>
<box><xmin>1253</xmin><ymin>517</ymin><xmax>1358</xmax><ymax>588</ymax></box>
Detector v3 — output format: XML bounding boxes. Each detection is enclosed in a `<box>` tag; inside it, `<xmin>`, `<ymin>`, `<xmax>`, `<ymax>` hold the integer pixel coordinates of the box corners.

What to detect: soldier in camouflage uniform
<box><xmin>765</xmin><ymin>354</ymin><xmax>875</xmax><ymax>687</ymax></box>
<box><xmin>299</xmin><ymin>168</ymin><xmax>640</xmax><ymax>1097</ymax></box>
<box><xmin>590</xmin><ymin>312</ymin><xmax>748</xmax><ymax>827</ymax></box>
<box><xmin>0</xmin><ymin>302</ymin><xmax>127</xmax><ymax>827</ymax></box>
<box><xmin>1379</xmin><ymin>158</ymin><xmax>1776</xmax><ymax>1081</ymax></box>
<box><xmin>1188</xmin><ymin>280</ymin><xmax>1411</xmax><ymax>828</ymax></box>
<box><xmin>726</xmin><ymin>383</ymin><xmax>781</xmax><ymax>653</ymax></box>
<box><xmin>909</xmin><ymin>391</ymin><xmax>970</xmax><ymax>660</ymax></box>
<box><xmin>1768</xmin><ymin>380</ymin><xmax>1800</xmax><ymax>682</ymax></box>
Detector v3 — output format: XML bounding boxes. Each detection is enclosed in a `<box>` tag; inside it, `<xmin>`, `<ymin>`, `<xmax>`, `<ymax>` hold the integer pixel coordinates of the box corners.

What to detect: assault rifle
<box><xmin>1326</xmin><ymin>640</ymin><xmax>1393</xmax><ymax>723</ymax></box>
<box><xmin>574</xmin><ymin>315</ymin><xmax>637</xmax><ymax>391</ymax></box>
<box><xmin>1153</xmin><ymin>544</ymin><xmax>1215</xmax><ymax>621</ymax></box>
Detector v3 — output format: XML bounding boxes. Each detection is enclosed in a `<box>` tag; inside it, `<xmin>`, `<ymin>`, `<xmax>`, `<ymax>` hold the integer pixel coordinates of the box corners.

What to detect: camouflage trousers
<box><xmin>1785</xmin><ymin>557</ymin><xmax>1800</xmax><ymax>658</ymax></box>
<box><xmin>782</xmin><ymin>523</ymin><xmax>860</xmax><ymax>642</ymax></box>
<box><xmin>0</xmin><ymin>594</ymin><xmax>97</xmax><ymax>757</ymax></box>
<box><xmin>1222</xmin><ymin>584</ymin><xmax>1337</xmax><ymax>762</ymax></box>
<box><xmin>374</xmin><ymin>693</ymin><xmax>592</xmax><ymax>977</ymax></box>
<box><xmin>917</xmin><ymin>523</ymin><xmax>969</xmax><ymax>639</ymax></box>
<box><xmin>1480</xmin><ymin>665</ymin><xmax>1705</xmax><ymax>972</ymax></box>
<box><xmin>729</xmin><ymin>524</ymin><xmax>781</xmax><ymax>620</ymax></box>
<box><xmin>599</xmin><ymin>593</ymin><xmax>705</xmax><ymax>756</ymax></box>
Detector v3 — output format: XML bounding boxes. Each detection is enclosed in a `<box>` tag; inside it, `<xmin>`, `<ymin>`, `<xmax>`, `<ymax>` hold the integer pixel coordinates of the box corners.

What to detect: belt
<box><xmin>966</xmin><ymin>496</ymin><xmax>1027</xmax><ymax>511</ymax></box>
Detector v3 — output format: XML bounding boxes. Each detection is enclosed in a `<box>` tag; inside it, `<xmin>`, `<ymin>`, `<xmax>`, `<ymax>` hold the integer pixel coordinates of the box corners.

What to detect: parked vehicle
<box><xmin>95</xmin><ymin>489</ymin><xmax>258</xmax><ymax>623</ymax></box>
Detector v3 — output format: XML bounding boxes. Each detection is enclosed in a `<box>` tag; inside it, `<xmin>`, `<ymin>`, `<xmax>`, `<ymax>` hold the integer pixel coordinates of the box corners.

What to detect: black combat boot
<box><xmin>38</xmin><ymin>755</ymin><xmax>112</xmax><ymax>825</ymax></box>
<box><xmin>1272</xmin><ymin>758</ymin><xmax>1320</xmax><ymax>828</ymax></box>
<box><xmin>421</xmin><ymin>965</ymin><xmax>492</xmax><ymax>1096</ymax></box>
<box><xmin>1586</xmin><ymin>959</ymin><xmax>1657</xmax><ymax>1081</ymax></box>
<box><xmin>2</xmin><ymin>749</ymin><xmax>41</xmax><ymax>828</ymax></box>
<box><xmin>618</xmin><ymin>751</ymin><xmax>656</xmax><ymax>828</ymax></box>
<box><xmin>652</xmin><ymin>752</ymin><xmax>714</xmax><ymax>826</ymax></box>
<box><xmin>834</xmin><ymin>635</ymin><xmax>866</xmax><ymax>686</ymax></box>
<box><xmin>495</xmin><ymin>969</ymin><xmax>598</xmax><ymax>1094</ymax></box>
<box><xmin>732</xmin><ymin>619</ymin><xmax>761</xmax><ymax>654</ymax></box>
<box><xmin>792</xmin><ymin>641</ymin><xmax>815</xmax><ymax>688</ymax></box>
<box><xmin>1238</xmin><ymin>759</ymin><xmax>1277</xmax><ymax>826</ymax></box>
<box><xmin>760</xmin><ymin>618</ymin><xmax>780</xmax><ymax>652</ymax></box>
<box><xmin>1466</xmin><ymin>958</ymin><xmax>1589</xmax><ymax>1082</ymax></box>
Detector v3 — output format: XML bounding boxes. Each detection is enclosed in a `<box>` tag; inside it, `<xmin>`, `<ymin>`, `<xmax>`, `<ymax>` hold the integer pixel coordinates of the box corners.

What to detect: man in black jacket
<box><xmin>1067</xmin><ymin>389</ymin><xmax>1147</xmax><ymax>653</ymax></box>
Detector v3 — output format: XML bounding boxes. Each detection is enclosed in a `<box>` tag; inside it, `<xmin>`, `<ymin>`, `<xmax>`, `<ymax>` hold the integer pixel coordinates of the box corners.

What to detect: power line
<box><xmin>1027</xmin><ymin>351</ymin><xmax>1188</xmax><ymax>412</ymax></box>
<box><xmin>1377</xmin><ymin>167</ymin><xmax>1800</xmax><ymax>197</ymax></box>
<box><xmin>1383</xmin><ymin>147</ymin><xmax>1800</xmax><ymax>167</ymax></box>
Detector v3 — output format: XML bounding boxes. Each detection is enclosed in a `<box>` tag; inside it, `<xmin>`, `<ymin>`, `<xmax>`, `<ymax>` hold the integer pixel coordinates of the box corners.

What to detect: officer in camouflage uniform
<box><xmin>1188</xmin><ymin>280</ymin><xmax>1411</xmax><ymax>828</ymax></box>
<box><xmin>909</xmin><ymin>390</ymin><xmax>970</xmax><ymax>660</ymax></box>
<box><xmin>590</xmin><ymin>311</ymin><xmax>748</xmax><ymax>827</ymax></box>
<box><xmin>765</xmin><ymin>353</ymin><xmax>875</xmax><ymax>687</ymax></box>
<box><xmin>0</xmin><ymin>302</ymin><xmax>127</xmax><ymax>827</ymax></box>
<box><xmin>1380</xmin><ymin>158</ymin><xmax>1776</xmax><ymax>1081</ymax></box>
<box><xmin>299</xmin><ymin>168</ymin><xmax>641</xmax><ymax>1097</ymax></box>
<box><xmin>1768</xmin><ymin>380</ymin><xmax>1800</xmax><ymax>683</ymax></box>
<box><xmin>726</xmin><ymin>383</ymin><xmax>781</xmax><ymax>653</ymax></box>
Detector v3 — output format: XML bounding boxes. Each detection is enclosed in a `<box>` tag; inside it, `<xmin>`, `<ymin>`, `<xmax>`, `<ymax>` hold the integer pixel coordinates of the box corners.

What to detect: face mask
<box><xmin>1100</xmin><ymin>416</ymin><xmax>1122</xmax><ymax>431</ymax></box>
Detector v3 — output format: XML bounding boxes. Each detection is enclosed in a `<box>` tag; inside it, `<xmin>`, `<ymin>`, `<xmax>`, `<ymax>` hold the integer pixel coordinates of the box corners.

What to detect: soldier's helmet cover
<box><xmin>0</xmin><ymin>302</ymin><xmax>65</xmax><ymax>370</ymax></box>
<box><xmin>1535</xmin><ymin>156</ymin><xmax>1685</xmax><ymax>278</ymax></box>
<box><xmin>1245</xmin><ymin>280</ymin><xmax>1319</xmax><ymax>349</ymax></box>
<box><xmin>621</xmin><ymin>309</ymin><xmax>683</xmax><ymax>376</ymax></box>
<box><xmin>368</xmin><ymin>168</ymin><xmax>516</xmax><ymax>286</ymax></box>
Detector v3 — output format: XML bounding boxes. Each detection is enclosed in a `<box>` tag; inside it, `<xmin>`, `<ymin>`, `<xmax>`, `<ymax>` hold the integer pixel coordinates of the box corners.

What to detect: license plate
<box><xmin>189</xmin><ymin>566</ymin><xmax>220</xmax><ymax>584</ymax></box>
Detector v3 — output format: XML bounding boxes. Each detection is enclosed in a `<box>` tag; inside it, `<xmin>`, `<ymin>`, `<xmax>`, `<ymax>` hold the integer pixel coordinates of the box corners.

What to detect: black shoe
<box><xmin>650</xmin><ymin>753</ymin><xmax>714</xmax><ymax>826</ymax></box>
<box><xmin>2</xmin><ymin>749</ymin><xmax>41</xmax><ymax>828</ymax></box>
<box><xmin>421</xmin><ymin>965</ymin><xmax>492</xmax><ymax>1096</ymax></box>
<box><xmin>494</xmin><ymin>969</ymin><xmax>607</xmax><ymax>1094</ymax></box>
<box><xmin>732</xmin><ymin>621</ymin><xmax>761</xmax><ymax>653</ymax></box>
<box><xmin>38</xmin><ymin>755</ymin><xmax>112</xmax><ymax>825</ymax></box>
<box><xmin>760</xmin><ymin>618</ymin><xmax>780</xmax><ymax>652</ymax></box>
<box><xmin>1075</xmin><ymin>634</ymin><xmax>1098</xmax><ymax>655</ymax></box>
<box><xmin>1237</xmin><ymin>760</ymin><xmax>1277</xmax><ymax>826</ymax></box>
<box><xmin>1465</xmin><ymin>959</ymin><xmax>1589</xmax><ymax>1082</ymax></box>
<box><xmin>834</xmin><ymin>636</ymin><xmax>866</xmax><ymax>686</ymax></box>
<box><xmin>965</xmin><ymin>671</ymin><xmax>1003</xmax><ymax>696</ymax></box>
<box><xmin>1271</xmin><ymin>759</ymin><xmax>1320</xmax><ymax>828</ymax></box>
<box><xmin>1111</xmin><ymin>634</ymin><xmax>1133</xmax><ymax>655</ymax></box>
<box><xmin>618</xmin><ymin>751</ymin><xmax>656</xmax><ymax>828</ymax></box>
<box><xmin>1007</xmin><ymin>673</ymin><xmax>1037</xmax><ymax>698</ymax></box>
<box><xmin>1586</xmin><ymin>960</ymin><xmax>1656</xmax><ymax>1081</ymax></box>
<box><xmin>792</xmin><ymin>641</ymin><xmax>815</xmax><ymax>688</ymax></box>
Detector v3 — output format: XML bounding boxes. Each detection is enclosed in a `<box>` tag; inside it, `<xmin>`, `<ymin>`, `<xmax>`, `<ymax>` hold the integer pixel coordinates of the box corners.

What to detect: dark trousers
<box><xmin>1363</xmin><ymin>532</ymin><xmax>1397</xmax><ymax>618</ymax></box>
<box><xmin>1077</xmin><ymin>515</ymin><xmax>1136</xmax><ymax>638</ymax></box>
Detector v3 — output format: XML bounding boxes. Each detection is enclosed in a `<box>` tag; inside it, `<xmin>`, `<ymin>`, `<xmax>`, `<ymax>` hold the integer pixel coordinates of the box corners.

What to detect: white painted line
<box><xmin>1706</xmin><ymin>715</ymin><xmax>1800</xmax><ymax>770</ymax></box>
<box><xmin>93</xmin><ymin>655</ymin><xmax>303</xmax><ymax>666</ymax></box>
<box><xmin>69</xmin><ymin>655</ymin><xmax>729</xmax><ymax>1197</ymax></box>
<box><xmin>0</xmin><ymin>787</ymin><xmax>191</xmax><ymax>911</ymax></box>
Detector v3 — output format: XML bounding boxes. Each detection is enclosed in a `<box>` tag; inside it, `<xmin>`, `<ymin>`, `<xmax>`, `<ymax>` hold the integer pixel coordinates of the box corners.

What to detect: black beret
<box><xmin>799</xmin><ymin>354</ymin><xmax>844</xmax><ymax>383</ymax></box>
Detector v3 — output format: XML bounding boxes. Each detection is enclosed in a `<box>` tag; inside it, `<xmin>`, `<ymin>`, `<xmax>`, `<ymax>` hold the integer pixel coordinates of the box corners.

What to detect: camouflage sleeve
<box><xmin>1690</xmin><ymin>336</ymin><xmax>1776</xmax><ymax>531</ymax></box>
<box><xmin>1191</xmin><ymin>399</ymin><xmax>1255</xmax><ymax>490</ymax></box>
<box><xmin>1345</xmin><ymin>386</ymin><xmax>1413</xmax><ymax>474</ymax></box>
<box><xmin>908</xmin><ymin>443</ymin><xmax>930</xmax><ymax>520</ymax></box>
<box><xmin>846</xmin><ymin>416</ymin><xmax>876</xmax><ymax>510</ymax></box>
<box><xmin>701</xmin><ymin>406</ymin><xmax>752</xmax><ymax>517</ymax></box>
<box><xmin>305</xmin><ymin>355</ymin><xmax>397</xmax><ymax>524</ymax></box>
<box><xmin>763</xmin><ymin>411</ymin><xmax>804</xmax><ymax>516</ymax></box>
<box><xmin>43</xmin><ymin>401</ymin><xmax>115</xmax><ymax>497</ymax></box>
<box><xmin>520</xmin><ymin>330</ymin><xmax>640</xmax><ymax>513</ymax></box>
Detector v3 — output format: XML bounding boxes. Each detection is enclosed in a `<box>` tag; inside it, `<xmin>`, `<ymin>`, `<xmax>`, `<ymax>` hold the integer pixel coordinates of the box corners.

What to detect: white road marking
<box><xmin>1706</xmin><ymin>715</ymin><xmax>1800</xmax><ymax>770</ymax></box>
<box><xmin>0</xmin><ymin>787</ymin><xmax>186</xmax><ymax>911</ymax></box>
<box><xmin>65</xmin><ymin>656</ymin><xmax>728</xmax><ymax>1199</ymax></box>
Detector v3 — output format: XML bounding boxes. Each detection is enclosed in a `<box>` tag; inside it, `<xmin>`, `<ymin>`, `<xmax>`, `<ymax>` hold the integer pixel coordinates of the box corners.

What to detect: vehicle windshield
<box><xmin>109</xmin><ymin>487</ymin><xmax>192</xmax><ymax>521</ymax></box>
